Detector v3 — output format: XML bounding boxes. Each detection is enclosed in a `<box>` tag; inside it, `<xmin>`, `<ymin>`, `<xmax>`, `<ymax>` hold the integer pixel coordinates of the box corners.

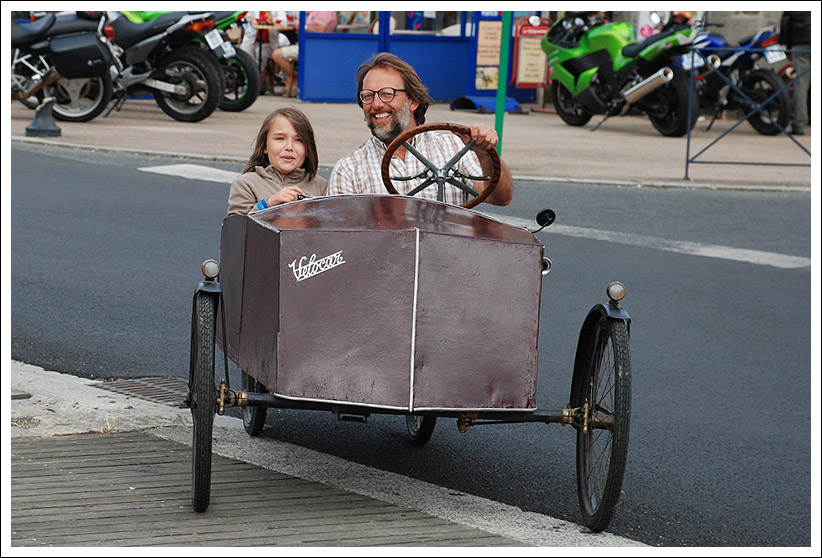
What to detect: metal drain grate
<box><xmin>95</xmin><ymin>377</ymin><xmax>188</xmax><ymax>407</ymax></box>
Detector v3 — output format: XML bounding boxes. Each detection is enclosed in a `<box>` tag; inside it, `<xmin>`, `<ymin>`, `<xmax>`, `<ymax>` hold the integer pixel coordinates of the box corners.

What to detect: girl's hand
<box><xmin>268</xmin><ymin>186</ymin><xmax>306</xmax><ymax>205</ymax></box>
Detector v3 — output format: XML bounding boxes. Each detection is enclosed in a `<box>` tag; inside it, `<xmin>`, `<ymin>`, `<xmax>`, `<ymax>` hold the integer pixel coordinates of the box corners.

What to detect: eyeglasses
<box><xmin>359</xmin><ymin>87</ymin><xmax>406</xmax><ymax>104</ymax></box>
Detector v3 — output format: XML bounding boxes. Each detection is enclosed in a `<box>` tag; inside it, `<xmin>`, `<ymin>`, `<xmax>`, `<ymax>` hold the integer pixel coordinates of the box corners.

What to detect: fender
<box><xmin>569</xmin><ymin>302</ymin><xmax>631</xmax><ymax>407</ymax></box>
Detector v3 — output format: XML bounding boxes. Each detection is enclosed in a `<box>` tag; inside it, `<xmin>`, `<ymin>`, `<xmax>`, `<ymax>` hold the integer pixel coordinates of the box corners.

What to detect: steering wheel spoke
<box><xmin>381</xmin><ymin>123</ymin><xmax>500</xmax><ymax>209</ymax></box>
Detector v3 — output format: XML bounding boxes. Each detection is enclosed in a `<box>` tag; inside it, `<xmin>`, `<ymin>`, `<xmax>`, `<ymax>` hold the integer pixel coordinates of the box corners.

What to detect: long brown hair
<box><xmin>243</xmin><ymin>108</ymin><xmax>319</xmax><ymax>178</ymax></box>
<box><xmin>356</xmin><ymin>53</ymin><xmax>433</xmax><ymax>125</ymax></box>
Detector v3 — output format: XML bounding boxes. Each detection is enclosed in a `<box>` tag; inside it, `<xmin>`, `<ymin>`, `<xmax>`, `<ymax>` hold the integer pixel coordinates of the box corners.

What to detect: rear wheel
<box><xmin>405</xmin><ymin>415</ymin><xmax>436</xmax><ymax>446</ymax></box>
<box><xmin>241</xmin><ymin>371</ymin><xmax>268</xmax><ymax>436</ymax></box>
<box><xmin>646</xmin><ymin>66</ymin><xmax>698</xmax><ymax>137</ymax></box>
<box><xmin>740</xmin><ymin>69</ymin><xmax>791</xmax><ymax>135</ymax></box>
<box><xmin>576</xmin><ymin>317</ymin><xmax>631</xmax><ymax>532</ymax></box>
<box><xmin>190</xmin><ymin>292</ymin><xmax>217</xmax><ymax>513</ymax></box>
<box><xmin>219</xmin><ymin>49</ymin><xmax>261</xmax><ymax>112</ymax></box>
<box><xmin>551</xmin><ymin>80</ymin><xmax>593</xmax><ymax>126</ymax></box>
<box><xmin>154</xmin><ymin>47</ymin><xmax>222</xmax><ymax>122</ymax></box>
<box><xmin>46</xmin><ymin>74</ymin><xmax>113</xmax><ymax>122</ymax></box>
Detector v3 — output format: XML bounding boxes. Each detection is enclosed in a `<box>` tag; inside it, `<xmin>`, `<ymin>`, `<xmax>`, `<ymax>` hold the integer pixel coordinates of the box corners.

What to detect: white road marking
<box><xmin>481</xmin><ymin>213</ymin><xmax>811</xmax><ymax>270</ymax></box>
<box><xmin>139</xmin><ymin>164</ymin><xmax>810</xmax><ymax>270</ymax></box>
<box><xmin>138</xmin><ymin>163</ymin><xmax>240</xmax><ymax>184</ymax></box>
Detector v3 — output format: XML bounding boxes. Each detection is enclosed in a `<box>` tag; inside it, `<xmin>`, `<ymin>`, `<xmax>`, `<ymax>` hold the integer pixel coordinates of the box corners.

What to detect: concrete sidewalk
<box><xmin>8</xmin><ymin>361</ymin><xmax>645</xmax><ymax>547</ymax></box>
<box><xmin>9</xmin><ymin>93</ymin><xmax>812</xmax><ymax>191</ymax></box>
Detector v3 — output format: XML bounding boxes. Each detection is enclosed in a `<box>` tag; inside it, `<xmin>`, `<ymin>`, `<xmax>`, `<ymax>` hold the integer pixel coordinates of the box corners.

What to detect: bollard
<box><xmin>25</xmin><ymin>97</ymin><xmax>61</xmax><ymax>137</ymax></box>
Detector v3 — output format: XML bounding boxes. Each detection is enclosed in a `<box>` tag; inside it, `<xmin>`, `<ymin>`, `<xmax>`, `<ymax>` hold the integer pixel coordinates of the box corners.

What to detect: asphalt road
<box><xmin>9</xmin><ymin>141</ymin><xmax>813</xmax><ymax>546</ymax></box>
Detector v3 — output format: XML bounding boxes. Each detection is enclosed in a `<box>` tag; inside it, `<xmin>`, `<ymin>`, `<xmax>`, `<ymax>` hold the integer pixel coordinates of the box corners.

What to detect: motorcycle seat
<box><xmin>737</xmin><ymin>34</ymin><xmax>755</xmax><ymax>46</ymax></box>
<box><xmin>622</xmin><ymin>28</ymin><xmax>677</xmax><ymax>58</ymax></box>
<box><xmin>10</xmin><ymin>13</ymin><xmax>56</xmax><ymax>48</ymax></box>
<box><xmin>109</xmin><ymin>12</ymin><xmax>190</xmax><ymax>50</ymax></box>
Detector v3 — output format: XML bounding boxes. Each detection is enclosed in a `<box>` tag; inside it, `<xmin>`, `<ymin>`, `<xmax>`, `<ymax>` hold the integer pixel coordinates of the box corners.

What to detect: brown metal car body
<box><xmin>218</xmin><ymin>195</ymin><xmax>544</xmax><ymax>414</ymax></box>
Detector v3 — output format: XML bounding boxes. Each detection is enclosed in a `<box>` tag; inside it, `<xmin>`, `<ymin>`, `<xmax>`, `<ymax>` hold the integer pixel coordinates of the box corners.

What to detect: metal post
<box><xmin>494</xmin><ymin>11</ymin><xmax>512</xmax><ymax>154</ymax></box>
<box><xmin>25</xmin><ymin>96</ymin><xmax>61</xmax><ymax>137</ymax></box>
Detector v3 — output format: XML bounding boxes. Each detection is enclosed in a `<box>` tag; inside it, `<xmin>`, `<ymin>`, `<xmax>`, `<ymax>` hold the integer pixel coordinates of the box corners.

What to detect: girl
<box><xmin>228</xmin><ymin>107</ymin><xmax>327</xmax><ymax>215</ymax></box>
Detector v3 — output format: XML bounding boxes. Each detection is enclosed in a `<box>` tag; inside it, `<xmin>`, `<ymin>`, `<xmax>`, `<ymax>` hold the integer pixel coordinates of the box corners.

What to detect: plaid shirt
<box><xmin>328</xmin><ymin>132</ymin><xmax>484</xmax><ymax>205</ymax></box>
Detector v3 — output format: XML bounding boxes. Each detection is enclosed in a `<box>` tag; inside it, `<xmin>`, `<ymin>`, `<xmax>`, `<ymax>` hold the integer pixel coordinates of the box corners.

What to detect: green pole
<box><xmin>495</xmin><ymin>11</ymin><xmax>512</xmax><ymax>154</ymax></box>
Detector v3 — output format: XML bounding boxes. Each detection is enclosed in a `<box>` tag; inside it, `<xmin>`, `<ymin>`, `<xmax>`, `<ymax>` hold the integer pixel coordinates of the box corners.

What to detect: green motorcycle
<box><xmin>542</xmin><ymin>12</ymin><xmax>717</xmax><ymax>137</ymax></box>
<box><xmin>123</xmin><ymin>10</ymin><xmax>261</xmax><ymax>112</ymax></box>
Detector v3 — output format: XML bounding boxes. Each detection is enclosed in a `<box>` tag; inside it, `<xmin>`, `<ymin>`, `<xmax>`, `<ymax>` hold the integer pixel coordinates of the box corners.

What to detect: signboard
<box><xmin>511</xmin><ymin>16</ymin><xmax>551</xmax><ymax>88</ymax></box>
<box><xmin>475</xmin><ymin>20</ymin><xmax>502</xmax><ymax>90</ymax></box>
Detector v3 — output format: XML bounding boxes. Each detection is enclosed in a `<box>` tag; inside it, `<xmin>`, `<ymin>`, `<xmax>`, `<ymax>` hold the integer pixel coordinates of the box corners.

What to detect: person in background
<box><xmin>780</xmin><ymin>11</ymin><xmax>811</xmax><ymax>135</ymax></box>
<box><xmin>327</xmin><ymin>53</ymin><xmax>513</xmax><ymax>207</ymax></box>
<box><xmin>271</xmin><ymin>11</ymin><xmax>338</xmax><ymax>97</ymax></box>
<box><xmin>228</xmin><ymin>108</ymin><xmax>327</xmax><ymax>215</ymax></box>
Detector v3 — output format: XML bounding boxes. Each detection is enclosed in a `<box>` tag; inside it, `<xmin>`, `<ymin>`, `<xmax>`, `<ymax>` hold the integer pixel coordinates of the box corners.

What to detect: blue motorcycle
<box><xmin>689</xmin><ymin>22</ymin><xmax>791</xmax><ymax>135</ymax></box>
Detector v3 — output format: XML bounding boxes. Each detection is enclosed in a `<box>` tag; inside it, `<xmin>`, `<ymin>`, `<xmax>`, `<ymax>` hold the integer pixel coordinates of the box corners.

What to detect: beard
<box><xmin>366</xmin><ymin>99</ymin><xmax>412</xmax><ymax>144</ymax></box>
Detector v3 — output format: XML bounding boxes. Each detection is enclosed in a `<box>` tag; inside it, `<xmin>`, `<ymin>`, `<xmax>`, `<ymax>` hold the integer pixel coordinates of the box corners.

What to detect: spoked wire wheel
<box><xmin>576</xmin><ymin>317</ymin><xmax>631</xmax><ymax>532</ymax></box>
<box><xmin>189</xmin><ymin>292</ymin><xmax>217</xmax><ymax>512</ymax></box>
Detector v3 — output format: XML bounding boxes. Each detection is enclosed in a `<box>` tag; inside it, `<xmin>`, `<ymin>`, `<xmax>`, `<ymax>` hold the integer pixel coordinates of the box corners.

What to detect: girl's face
<box><xmin>264</xmin><ymin>116</ymin><xmax>306</xmax><ymax>175</ymax></box>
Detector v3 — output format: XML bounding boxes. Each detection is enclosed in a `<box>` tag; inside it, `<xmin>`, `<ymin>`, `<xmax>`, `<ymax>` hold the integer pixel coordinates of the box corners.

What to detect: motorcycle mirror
<box><xmin>649</xmin><ymin>12</ymin><xmax>661</xmax><ymax>27</ymax></box>
<box><xmin>528</xmin><ymin>15</ymin><xmax>541</xmax><ymax>27</ymax></box>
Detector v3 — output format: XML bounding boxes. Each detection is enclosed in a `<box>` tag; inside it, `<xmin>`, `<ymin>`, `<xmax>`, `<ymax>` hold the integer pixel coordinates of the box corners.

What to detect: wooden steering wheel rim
<box><xmin>380</xmin><ymin>122</ymin><xmax>501</xmax><ymax>209</ymax></box>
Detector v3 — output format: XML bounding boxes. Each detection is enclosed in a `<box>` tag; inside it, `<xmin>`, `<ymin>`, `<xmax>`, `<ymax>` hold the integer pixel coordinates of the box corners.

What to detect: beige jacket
<box><xmin>227</xmin><ymin>165</ymin><xmax>328</xmax><ymax>215</ymax></box>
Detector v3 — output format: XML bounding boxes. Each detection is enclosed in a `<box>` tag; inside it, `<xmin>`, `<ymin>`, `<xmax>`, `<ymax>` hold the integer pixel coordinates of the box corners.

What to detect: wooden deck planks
<box><xmin>11</xmin><ymin>432</ymin><xmax>523</xmax><ymax>547</ymax></box>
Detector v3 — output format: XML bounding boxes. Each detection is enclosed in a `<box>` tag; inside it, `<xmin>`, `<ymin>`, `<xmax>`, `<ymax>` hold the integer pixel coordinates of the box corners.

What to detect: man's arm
<box><xmin>463</xmin><ymin>123</ymin><xmax>513</xmax><ymax>206</ymax></box>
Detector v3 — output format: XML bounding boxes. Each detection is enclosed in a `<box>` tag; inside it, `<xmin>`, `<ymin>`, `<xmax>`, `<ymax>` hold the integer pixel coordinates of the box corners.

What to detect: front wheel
<box><xmin>740</xmin><ymin>69</ymin><xmax>792</xmax><ymax>135</ymax></box>
<box><xmin>154</xmin><ymin>47</ymin><xmax>222</xmax><ymax>122</ymax></box>
<box><xmin>551</xmin><ymin>80</ymin><xmax>593</xmax><ymax>126</ymax></box>
<box><xmin>190</xmin><ymin>292</ymin><xmax>217</xmax><ymax>512</ymax></box>
<box><xmin>645</xmin><ymin>66</ymin><xmax>698</xmax><ymax>137</ymax></box>
<box><xmin>45</xmin><ymin>74</ymin><xmax>113</xmax><ymax>122</ymax></box>
<box><xmin>576</xmin><ymin>317</ymin><xmax>631</xmax><ymax>532</ymax></box>
<box><xmin>219</xmin><ymin>49</ymin><xmax>261</xmax><ymax>112</ymax></box>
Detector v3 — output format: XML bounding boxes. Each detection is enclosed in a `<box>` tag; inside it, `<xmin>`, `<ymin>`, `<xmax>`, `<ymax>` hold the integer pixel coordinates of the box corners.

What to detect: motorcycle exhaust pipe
<box><xmin>12</xmin><ymin>68</ymin><xmax>62</xmax><ymax>101</ymax></box>
<box><xmin>619</xmin><ymin>67</ymin><xmax>674</xmax><ymax>114</ymax></box>
<box><xmin>698</xmin><ymin>53</ymin><xmax>721</xmax><ymax>78</ymax></box>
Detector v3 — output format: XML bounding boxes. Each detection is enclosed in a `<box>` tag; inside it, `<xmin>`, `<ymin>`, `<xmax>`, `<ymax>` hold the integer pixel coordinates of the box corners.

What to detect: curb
<box><xmin>12</xmin><ymin>135</ymin><xmax>811</xmax><ymax>194</ymax></box>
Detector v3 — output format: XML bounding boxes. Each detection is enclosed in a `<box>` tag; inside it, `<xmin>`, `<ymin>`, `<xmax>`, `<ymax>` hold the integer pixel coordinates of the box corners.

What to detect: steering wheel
<box><xmin>380</xmin><ymin>123</ymin><xmax>500</xmax><ymax>209</ymax></box>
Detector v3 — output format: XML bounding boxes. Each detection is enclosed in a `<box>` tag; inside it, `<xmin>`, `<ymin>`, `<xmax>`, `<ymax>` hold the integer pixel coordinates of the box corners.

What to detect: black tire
<box><xmin>576</xmin><ymin>317</ymin><xmax>631</xmax><ymax>532</ymax></box>
<box><xmin>219</xmin><ymin>49</ymin><xmax>261</xmax><ymax>112</ymax></box>
<box><xmin>45</xmin><ymin>74</ymin><xmax>113</xmax><ymax>122</ymax></box>
<box><xmin>154</xmin><ymin>46</ymin><xmax>222</xmax><ymax>122</ymax></box>
<box><xmin>190</xmin><ymin>292</ymin><xmax>217</xmax><ymax>513</ymax></box>
<box><xmin>405</xmin><ymin>415</ymin><xmax>436</xmax><ymax>446</ymax></box>
<box><xmin>740</xmin><ymin>69</ymin><xmax>792</xmax><ymax>135</ymax></box>
<box><xmin>241</xmin><ymin>371</ymin><xmax>268</xmax><ymax>436</ymax></box>
<box><xmin>646</xmin><ymin>66</ymin><xmax>698</xmax><ymax>137</ymax></box>
<box><xmin>551</xmin><ymin>80</ymin><xmax>593</xmax><ymax>126</ymax></box>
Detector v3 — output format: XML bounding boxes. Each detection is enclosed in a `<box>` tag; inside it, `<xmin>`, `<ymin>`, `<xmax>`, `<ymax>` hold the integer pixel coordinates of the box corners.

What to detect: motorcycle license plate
<box><xmin>220</xmin><ymin>41</ymin><xmax>236</xmax><ymax>58</ymax></box>
<box><xmin>763</xmin><ymin>45</ymin><xmax>786</xmax><ymax>64</ymax></box>
<box><xmin>680</xmin><ymin>52</ymin><xmax>705</xmax><ymax>71</ymax></box>
<box><xmin>204</xmin><ymin>29</ymin><xmax>223</xmax><ymax>50</ymax></box>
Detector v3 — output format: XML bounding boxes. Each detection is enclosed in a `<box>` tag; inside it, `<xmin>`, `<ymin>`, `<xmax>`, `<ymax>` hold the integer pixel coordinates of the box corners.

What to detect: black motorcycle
<box><xmin>11</xmin><ymin>11</ymin><xmax>114</xmax><ymax>122</ymax></box>
<box><xmin>105</xmin><ymin>11</ymin><xmax>226</xmax><ymax>122</ymax></box>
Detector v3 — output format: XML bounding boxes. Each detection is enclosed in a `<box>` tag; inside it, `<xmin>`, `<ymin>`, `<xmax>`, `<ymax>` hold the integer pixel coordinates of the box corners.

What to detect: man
<box><xmin>779</xmin><ymin>11</ymin><xmax>811</xmax><ymax>135</ymax></box>
<box><xmin>328</xmin><ymin>53</ymin><xmax>513</xmax><ymax>206</ymax></box>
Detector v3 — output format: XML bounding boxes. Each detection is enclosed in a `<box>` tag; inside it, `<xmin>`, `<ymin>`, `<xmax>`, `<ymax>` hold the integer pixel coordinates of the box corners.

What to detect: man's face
<box><xmin>361</xmin><ymin>66</ymin><xmax>419</xmax><ymax>144</ymax></box>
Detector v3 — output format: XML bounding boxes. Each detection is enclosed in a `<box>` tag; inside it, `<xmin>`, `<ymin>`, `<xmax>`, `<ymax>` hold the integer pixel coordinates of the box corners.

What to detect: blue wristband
<box><xmin>256</xmin><ymin>198</ymin><xmax>269</xmax><ymax>211</ymax></box>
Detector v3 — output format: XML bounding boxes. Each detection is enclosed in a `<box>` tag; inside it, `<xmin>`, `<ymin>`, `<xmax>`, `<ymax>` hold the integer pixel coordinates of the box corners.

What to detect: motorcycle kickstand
<box><xmin>705</xmin><ymin>109</ymin><xmax>722</xmax><ymax>132</ymax></box>
<box><xmin>105</xmin><ymin>93</ymin><xmax>128</xmax><ymax>117</ymax></box>
<box><xmin>590</xmin><ymin>115</ymin><xmax>610</xmax><ymax>132</ymax></box>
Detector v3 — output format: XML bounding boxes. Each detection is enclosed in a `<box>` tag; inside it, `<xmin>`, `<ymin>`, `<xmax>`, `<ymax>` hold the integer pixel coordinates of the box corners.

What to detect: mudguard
<box><xmin>569</xmin><ymin>302</ymin><xmax>631</xmax><ymax>407</ymax></box>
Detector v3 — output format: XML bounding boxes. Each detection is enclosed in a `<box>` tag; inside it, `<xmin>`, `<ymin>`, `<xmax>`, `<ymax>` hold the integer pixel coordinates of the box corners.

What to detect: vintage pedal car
<box><xmin>188</xmin><ymin>123</ymin><xmax>632</xmax><ymax>532</ymax></box>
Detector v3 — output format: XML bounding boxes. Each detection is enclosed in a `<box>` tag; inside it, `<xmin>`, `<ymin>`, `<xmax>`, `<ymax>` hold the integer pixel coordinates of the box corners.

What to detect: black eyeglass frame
<box><xmin>359</xmin><ymin>87</ymin><xmax>407</xmax><ymax>104</ymax></box>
